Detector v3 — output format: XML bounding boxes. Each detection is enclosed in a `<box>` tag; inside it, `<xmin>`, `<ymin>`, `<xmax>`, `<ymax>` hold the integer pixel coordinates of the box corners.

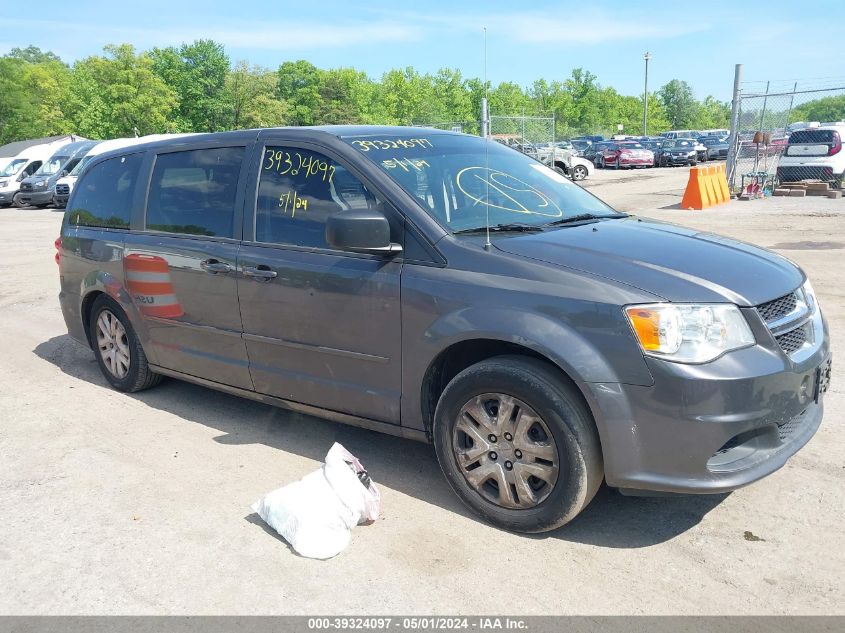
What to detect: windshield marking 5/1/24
<box><xmin>457</xmin><ymin>167</ymin><xmax>563</xmax><ymax>218</ymax></box>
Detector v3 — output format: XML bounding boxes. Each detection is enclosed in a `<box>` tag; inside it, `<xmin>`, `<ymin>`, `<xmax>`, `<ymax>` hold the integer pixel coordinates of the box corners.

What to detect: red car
<box><xmin>596</xmin><ymin>141</ymin><xmax>655</xmax><ymax>169</ymax></box>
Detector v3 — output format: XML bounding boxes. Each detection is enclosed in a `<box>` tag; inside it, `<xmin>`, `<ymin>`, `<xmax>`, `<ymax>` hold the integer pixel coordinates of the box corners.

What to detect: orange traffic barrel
<box><xmin>124</xmin><ymin>253</ymin><xmax>184</xmax><ymax>318</ymax></box>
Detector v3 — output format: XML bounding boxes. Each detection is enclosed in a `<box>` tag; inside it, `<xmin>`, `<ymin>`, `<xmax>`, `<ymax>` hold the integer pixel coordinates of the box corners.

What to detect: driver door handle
<box><xmin>200</xmin><ymin>259</ymin><xmax>234</xmax><ymax>274</ymax></box>
<box><xmin>242</xmin><ymin>265</ymin><xmax>278</xmax><ymax>280</ymax></box>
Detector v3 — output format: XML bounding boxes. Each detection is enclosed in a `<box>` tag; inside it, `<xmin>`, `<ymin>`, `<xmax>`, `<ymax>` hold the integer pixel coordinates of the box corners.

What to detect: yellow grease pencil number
<box><xmin>264</xmin><ymin>149</ymin><xmax>334</xmax><ymax>183</ymax></box>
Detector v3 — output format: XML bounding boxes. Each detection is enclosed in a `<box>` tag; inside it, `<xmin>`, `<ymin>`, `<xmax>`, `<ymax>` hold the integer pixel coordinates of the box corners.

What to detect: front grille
<box><xmin>757</xmin><ymin>292</ymin><xmax>797</xmax><ymax>323</ymax></box>
<box><xmin>775</xmin><ymin>326</ymin><xmax>807</xmax><ymax>355</ymax></box>
<box><xmin>20</xmin><ymin>183</ymin><xmax>32</xmax><ymax>192</ymax></box>
<box><xmin>777</xmin><ymin>412</ymin><xmax>805</xmax><ymax>441</ymax></box>
<box><xmin>55</xmin><ymin>184</ymin><xmax>70</xmax><ymax>195</ymax></box>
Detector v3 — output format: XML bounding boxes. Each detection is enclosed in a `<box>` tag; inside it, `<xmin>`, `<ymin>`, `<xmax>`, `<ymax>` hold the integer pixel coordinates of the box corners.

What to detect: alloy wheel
<box><xmin>96</xmin><ymin>309</ymin><xmax>130</xmax><ymax>379</ymax></box>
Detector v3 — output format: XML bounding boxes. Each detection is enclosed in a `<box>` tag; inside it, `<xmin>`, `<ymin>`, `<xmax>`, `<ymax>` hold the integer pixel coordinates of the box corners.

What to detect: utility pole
<box><xmin>642</xmin><ymin>52</ymin><xmax>652</xmax><ymax>136</ymax></box>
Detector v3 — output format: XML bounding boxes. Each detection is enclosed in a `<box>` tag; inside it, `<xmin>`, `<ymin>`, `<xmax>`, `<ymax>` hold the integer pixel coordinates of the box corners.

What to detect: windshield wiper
<box><xmin>544</xmin><ymin>213</ymin><xmax>628</xmax><ymax>226</ymax></box>
<box><xmin>453</xmin><ymin>223</ymin><xmax>545</xmax><ymax>235</ymax></box>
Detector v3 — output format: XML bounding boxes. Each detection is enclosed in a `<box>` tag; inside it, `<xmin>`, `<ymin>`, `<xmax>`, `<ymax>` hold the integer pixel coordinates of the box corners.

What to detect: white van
<box><xmin>0</xmin><ymin>139</ymin><xmax>76</xmax><ymax>207</ymax></box>
<box><xmin>54</xmin><ymin>134</ymin><xmax>194</xmax><ymax>207</ymax></box>
<box><xmin>776</xmin><ymin>123</ymin><xmax>845</xmax><ymax>187</ymax></box>
<box><xmin>660</xmin><ymin>130</ymin><xmax>701</xmax><ymax>140</ymax></box>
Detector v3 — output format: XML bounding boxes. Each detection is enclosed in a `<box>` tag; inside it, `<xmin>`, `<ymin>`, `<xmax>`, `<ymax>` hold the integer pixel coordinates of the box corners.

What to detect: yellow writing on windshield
<box><xmin>278</xmin><ymin>190</ymin><xmax>308</xmax><ymax>218</ymax></box>
<box><xmin>382</xmin><ymin>157</ymin><xmax>430</xmax><ymax>172</ymax></box>
<box><xmin>351</xmin><ymin>138</ymin><xmax>433</xmax><ymax>152</ymax></box>
<box><xmin>456</xmin><ymin>167</ymin><xmax>562</xmax><ymax>218</ymax></box>
<box><xmin>263</xmin><ymin>149</ymin><xmax>335</xmax><ymax>183</ymax></box>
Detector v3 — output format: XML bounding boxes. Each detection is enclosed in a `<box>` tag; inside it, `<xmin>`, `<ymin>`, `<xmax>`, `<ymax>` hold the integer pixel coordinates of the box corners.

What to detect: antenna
<box><xmin>483</xmin><ymin>26</ymin><xmax>492</xmax><ymax>251</ymax></box>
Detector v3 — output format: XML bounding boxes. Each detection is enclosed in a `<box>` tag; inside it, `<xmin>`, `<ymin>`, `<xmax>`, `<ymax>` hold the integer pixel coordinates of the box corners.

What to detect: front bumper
<box><xmin>665</xmin><ymin>155</ymin><xmax>695</xmax><ymax>164</ymax></box>
<box><xmin>0</xmin><ymin>189</ymin><xmax>18</xmax><ymax>204</ymax></box>
<box><xmin>586</xmin><ymin>328</ymin><xmax>830</xmax><ymax>494</ymax></box>
<box><xmin>15</xmin><ymin>189</ymin><xmax>54</xmax><ymax>206</ymax></box>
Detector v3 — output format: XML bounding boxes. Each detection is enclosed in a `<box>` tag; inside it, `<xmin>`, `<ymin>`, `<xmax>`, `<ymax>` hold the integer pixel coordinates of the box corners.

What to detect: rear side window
<box><xmin>255</xmin><ymin>146</ymin><xmax>381</xmax><ymax>249</ymax></box>
<box><xmin>69</xmin><ymin>153</ymin><xmax>142</xmax><ymax>229</ymax></box>
<box><xmin>145</xmin><ymin>147</ymin><xmax>244</xmax><ymax>238</ymax></box>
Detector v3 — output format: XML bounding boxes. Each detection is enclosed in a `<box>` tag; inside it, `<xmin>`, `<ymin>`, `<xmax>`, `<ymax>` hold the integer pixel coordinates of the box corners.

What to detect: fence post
<box><xmin>726</xmin><ymin>63</ymin><xmax>743</xmax><ymax>190</ymax></box>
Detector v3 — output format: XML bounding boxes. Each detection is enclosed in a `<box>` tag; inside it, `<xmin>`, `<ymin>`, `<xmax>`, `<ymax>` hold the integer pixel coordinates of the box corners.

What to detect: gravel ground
<box><xmin>0</xmin><ymin>165</ymin><xmax>843</xmax><ymax>615</ymax></box>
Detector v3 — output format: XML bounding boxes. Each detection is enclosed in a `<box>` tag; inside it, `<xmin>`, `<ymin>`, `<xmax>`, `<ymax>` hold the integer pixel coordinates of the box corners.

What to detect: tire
<box><xmin>432</xmin><ymin>356</ymin><xmax>603</xmax><ymax>533</ymax></box>
<box><xmin>572</xmin><ymin>165</ymin><xmax>588</xmax><ymax>181</ymax></box>
<box><xmin>88</xmin><ymin>294</ymin><xmax>162</xmax><ymax>392</ymax></box>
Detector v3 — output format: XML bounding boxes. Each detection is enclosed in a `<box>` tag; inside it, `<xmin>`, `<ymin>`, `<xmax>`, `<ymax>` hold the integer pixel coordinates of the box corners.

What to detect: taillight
<box><xmin>829</xmin><ymin>131</ymin><xmax>841</xmax><ymax>156</ymax></box>
<box><xmin>54</xmin><ymin>236</ymin><xmax>61</xmax><ymax>265</ymax></box>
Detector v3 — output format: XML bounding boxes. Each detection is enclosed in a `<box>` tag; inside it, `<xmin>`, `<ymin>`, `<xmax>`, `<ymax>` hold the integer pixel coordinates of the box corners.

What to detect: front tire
<box><xmin>89</xmin><ymin>294</ymin><xmax>162</xmax><ymax>392</ymax></box>
<box><xmin>433</xmin><ymin>356</ymin><xmax>603</xmax><ymax>533</ymax></box>
<box><xmin>572</xmin><ymin>165</ymin><xmax>588</xmax><ymax>181</ymax></box>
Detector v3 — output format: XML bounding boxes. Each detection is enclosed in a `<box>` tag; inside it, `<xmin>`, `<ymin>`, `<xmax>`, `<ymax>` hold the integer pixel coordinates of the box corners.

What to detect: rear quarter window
<box><xmin>68</xmin><ymin>153</ymin><xmax>143</xmax><ymax>229</ymax></box>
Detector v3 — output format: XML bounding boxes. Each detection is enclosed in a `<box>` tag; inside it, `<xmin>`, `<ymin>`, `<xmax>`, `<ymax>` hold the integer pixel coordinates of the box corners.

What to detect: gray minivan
<box><xmin>57</xmin><ymin>127</ymin><xmax>831</xmax><ymax>532</ymax></box>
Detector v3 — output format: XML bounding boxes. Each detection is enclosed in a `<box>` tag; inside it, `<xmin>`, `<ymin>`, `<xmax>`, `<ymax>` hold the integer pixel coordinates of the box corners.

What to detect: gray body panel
<box><xmin>58</xmin><ymin>126</ymin><xmax>829</xmax><ymax>497</ymax></box>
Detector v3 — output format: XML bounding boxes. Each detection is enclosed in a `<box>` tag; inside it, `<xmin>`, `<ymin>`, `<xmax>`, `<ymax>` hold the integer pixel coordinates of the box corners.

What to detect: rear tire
<box><xmin>433</xmin><ymin>356</ymin><xmax>603</xmax><ymax>533</ymax></box>
<box><xmin>89</xmin><ymin>295</ymin><xmax>162</xmax><ymax>393</ymax></box>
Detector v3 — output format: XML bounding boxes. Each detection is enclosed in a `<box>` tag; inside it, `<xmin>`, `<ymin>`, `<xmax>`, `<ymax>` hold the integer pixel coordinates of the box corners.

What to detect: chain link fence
<box><xmin>727</xmin><ymin>79</ymin><xmax>845</xmax><ymax>192</ymax></box>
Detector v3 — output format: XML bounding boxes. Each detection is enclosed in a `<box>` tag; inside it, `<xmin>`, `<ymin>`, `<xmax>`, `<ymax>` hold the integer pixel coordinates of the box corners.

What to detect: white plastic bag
<box><xmin>251</xmin><ymin>443</ymin><xmax>380</xmax><ymax>559</ymax></box>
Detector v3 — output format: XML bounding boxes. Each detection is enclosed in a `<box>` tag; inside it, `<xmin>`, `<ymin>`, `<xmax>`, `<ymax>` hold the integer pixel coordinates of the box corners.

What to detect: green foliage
<box><xmin>64</xmin><ymin>44</ymin><xmax>177</xmax><ymax>138</ymax></box>
<box><xmin>5</xmin><ymin>46</ymin><xmax>64</xmax><ymax>65</ymax></box>
<box><xmin>0</xmin><ymin>40</ymin><xmax>829</xmax><ymax>145</ymax></box>
<box><xmin>150</xmin><ymin>40</ymin><xmax>230</xmax><ymax>132</ymax></box>
<box><xmin>791</xmin><ymin>95</ymin><xmax>845</xmax><ymax>123</ymax></box>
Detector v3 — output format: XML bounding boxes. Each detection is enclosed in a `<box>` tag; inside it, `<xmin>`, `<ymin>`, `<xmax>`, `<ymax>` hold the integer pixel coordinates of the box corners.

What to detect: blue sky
<box><xmin>5</xmin><ymin>1</ymin><xmax>843</xmax><ymax>101</ymax></box>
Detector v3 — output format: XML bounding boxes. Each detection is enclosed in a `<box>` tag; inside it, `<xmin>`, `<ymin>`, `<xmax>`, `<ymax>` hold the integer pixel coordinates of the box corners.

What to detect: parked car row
<box><xmin>0</xmin><ymin>134</ymin><xmax>193</xmax><ymax>209</ymax></box>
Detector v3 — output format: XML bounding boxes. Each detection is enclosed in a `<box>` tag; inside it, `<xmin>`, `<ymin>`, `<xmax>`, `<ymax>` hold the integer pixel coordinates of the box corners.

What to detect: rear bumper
<box><xmin>777</xmin><ymin>166</ymin><xmax>840</xmax><ymax>182</ymax></box>
<box><xmin>586</xmin><ymin>333</ymin><xmax>830</xmax><ymax>494</ymax></box>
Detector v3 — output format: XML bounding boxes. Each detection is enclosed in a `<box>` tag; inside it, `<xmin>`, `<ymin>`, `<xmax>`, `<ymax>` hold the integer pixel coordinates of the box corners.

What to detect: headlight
<box><xmin>0</xmin><ymin>180</ymin><xmax>7</xmax><ymax>188</ymax></box>
<box><xmin>802</xmin><ymin>278</ymin><xmax>818</xmax><ymax>314</ymax></box>
<box><xmin>625</xmin><ymin>303</ymin><xmax>755</xmax><ymax>363</ymax></box>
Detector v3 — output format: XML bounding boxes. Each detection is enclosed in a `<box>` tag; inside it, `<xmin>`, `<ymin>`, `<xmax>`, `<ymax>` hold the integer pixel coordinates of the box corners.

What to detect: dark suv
<box><xmin>58</xmin><ymin>127</ymin><xmax>831</xmax><ymax>533</ymax></box>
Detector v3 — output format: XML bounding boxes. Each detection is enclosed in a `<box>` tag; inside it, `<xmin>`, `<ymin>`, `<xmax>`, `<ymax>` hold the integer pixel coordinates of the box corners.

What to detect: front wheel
<box><xmin>89</xmin><ymin>294</ymin><xmax>162</xmax><ymax>392</ymax></box>
<box><xmin>433</xmin><ymin>356</ymin><xmax>603</xmax><ymax>533</ymax></box>
<box><xmin>572</xmin><ymin>165</ymin><xmax>588</xmax><ymax>181</ymax></box>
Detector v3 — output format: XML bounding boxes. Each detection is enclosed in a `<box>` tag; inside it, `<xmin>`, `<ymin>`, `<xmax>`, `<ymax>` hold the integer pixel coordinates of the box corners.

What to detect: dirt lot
<box><xmin>1</xmin><ymin>166</ymin><xmax>843</xmax><ymax>615</ymax></box>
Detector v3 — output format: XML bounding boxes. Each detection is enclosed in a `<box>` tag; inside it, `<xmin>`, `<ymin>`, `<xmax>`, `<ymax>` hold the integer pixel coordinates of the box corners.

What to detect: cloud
<box><xmin>0</xmin><ymin>17</ymin><xmax>421</xmax><ymax>56</ymax></box>
<box><xmin>370</xmin><ymin>6</ymin><xmax>709</xmax><ymax>44</ymax></box>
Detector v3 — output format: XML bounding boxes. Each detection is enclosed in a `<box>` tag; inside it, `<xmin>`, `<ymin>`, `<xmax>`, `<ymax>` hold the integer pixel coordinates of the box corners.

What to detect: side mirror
<box><xmin>326</xmin><ymin>210</ymin><xmax>401</xmax><ymax>255</ymax></box>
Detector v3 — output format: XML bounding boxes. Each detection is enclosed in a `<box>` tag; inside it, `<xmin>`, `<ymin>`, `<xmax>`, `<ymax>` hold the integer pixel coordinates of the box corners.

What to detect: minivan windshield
<box><xmin>343</xmin><ymin>133</ymin><xmax>618</xmax><ymax>232</ymax></box>
<box><xmin>34</xmin><ymin>156</ymin><xmax>69</xmax><ymax>177</ymax></box>
<box><xmin>0</xmin><ymin>159</ymin><xmax>27</xmax><ymax>177</ymax></box>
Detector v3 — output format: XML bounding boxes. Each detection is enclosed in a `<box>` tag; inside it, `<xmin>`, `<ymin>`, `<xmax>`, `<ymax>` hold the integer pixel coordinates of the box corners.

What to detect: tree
<box><xmin>277</xmin><ymin>60</ymin><xmax>323</xmax><ymax>126</ymax></box>
<box><xmin>0</xmin><ymin>57</ymin><xmax>71</xmax><ymax>143</ymax></box>
<box><xmin>65</xmin><ymin>44</ymin><xmax>177</xmax><ymax>138</ymax></box>
<box><xmin>225</xmin><ymin>61</ymin><xmax>288</xmax><ymax>129</ymax></box>
<box><xmin>658</xmin><ymin>79</ymin><xmax>699</xmax><ymax>129</ymax></box>
<box><xmin>4</xmin><ymin>46</ymin><xmax>63</xmax><ymax>65</ymax></box>
<box><xmin>150</xmin><ymin>40</ymin><xmax>230</xmax><ymax>132</ymax></box>
<box><xmin>791</xmin><ymin>95</ymin><xmax>845</xmax><ymax>123</ymax></box>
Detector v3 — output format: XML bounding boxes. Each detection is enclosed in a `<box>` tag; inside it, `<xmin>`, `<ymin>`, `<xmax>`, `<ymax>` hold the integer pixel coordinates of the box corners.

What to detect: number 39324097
<box><xmin>263</xmin><ymin>149</ymin><xmax>335</xmax><ymax>183</ymax></box>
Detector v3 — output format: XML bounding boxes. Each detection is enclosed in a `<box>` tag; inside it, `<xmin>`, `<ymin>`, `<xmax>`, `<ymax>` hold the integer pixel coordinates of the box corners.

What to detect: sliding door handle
<box><xmin>242</xmin><ymin>265</ymin><xmax>278</xmax><ymax>280</ymax></box>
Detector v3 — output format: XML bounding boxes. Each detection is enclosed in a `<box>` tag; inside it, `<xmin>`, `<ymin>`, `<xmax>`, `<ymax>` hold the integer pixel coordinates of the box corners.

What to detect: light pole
<box><xmin>642</xmin><ymin>52</ymin><xmax>652</xmax><ymax>136</ymax></box>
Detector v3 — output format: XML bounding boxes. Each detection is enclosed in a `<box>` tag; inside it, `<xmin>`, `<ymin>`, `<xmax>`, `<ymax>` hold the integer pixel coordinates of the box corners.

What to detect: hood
<box><xmin>494</xmin><ymin>217</ymin><xmax>803</xmax><ymax>305</ymax></box>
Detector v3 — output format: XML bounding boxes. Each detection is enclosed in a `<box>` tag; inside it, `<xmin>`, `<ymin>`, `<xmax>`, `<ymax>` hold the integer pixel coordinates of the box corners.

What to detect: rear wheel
<box><xmin>89</xmin><ymin>295</ymin><xmax>162</xmax><ymax>392</ymax></box>
<box><xmin>433</xmin><ymin>356</ymin><xmax>603</xmax><ymax>533</ymax></box>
